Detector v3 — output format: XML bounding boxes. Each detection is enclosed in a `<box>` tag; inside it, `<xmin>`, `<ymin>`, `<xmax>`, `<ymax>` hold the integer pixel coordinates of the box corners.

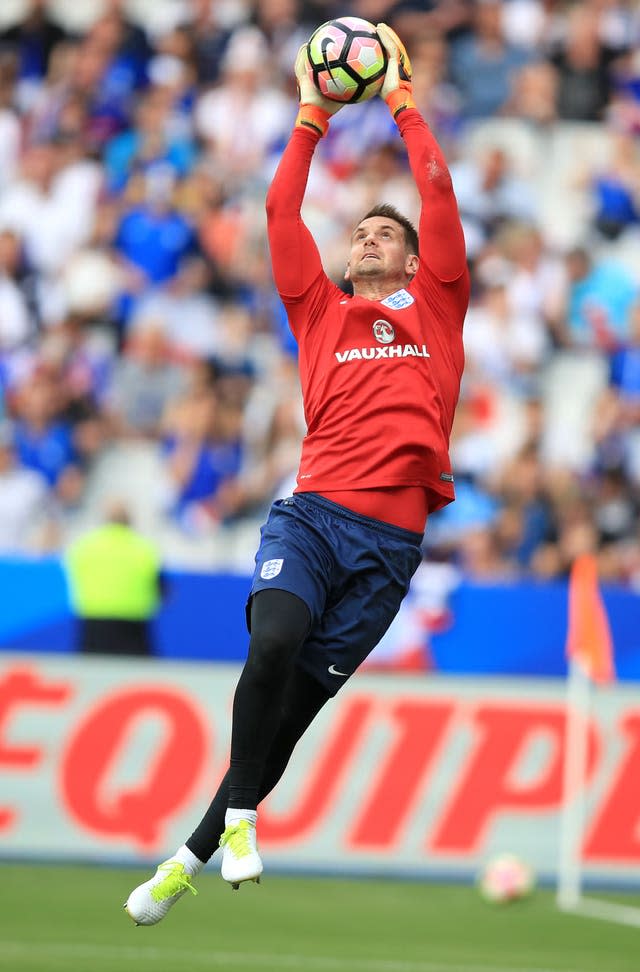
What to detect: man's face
<box><xmin>346</xmin><ymin>216</ymin><xmax>418</xmax><ymax>285</ymax></box>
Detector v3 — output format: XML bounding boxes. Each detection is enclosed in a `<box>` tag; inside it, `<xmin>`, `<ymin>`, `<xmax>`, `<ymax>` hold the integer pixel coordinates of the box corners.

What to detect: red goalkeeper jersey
<box><xmin>266</xmin><ymin>109</ymin><xmax>469</xmax><ymax>514</ymax></box>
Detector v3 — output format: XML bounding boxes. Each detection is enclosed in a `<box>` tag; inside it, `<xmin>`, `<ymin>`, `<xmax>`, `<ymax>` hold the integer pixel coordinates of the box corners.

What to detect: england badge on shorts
<box><xmin>261</xmin><ymin>558</ymin><xmax>284</xmax><ymax>580</ymax></box>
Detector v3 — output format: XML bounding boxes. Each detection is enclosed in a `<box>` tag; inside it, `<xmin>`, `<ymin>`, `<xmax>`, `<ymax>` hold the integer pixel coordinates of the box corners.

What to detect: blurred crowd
<box><xmin>0</xmin><ymin>0</ymin><xmax>639</xmax><ymax>587</ymax></box>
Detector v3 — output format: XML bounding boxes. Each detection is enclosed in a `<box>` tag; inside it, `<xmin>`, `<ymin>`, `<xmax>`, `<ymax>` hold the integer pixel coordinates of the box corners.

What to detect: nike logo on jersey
<box><xmin>328</xmin><ymin>664</ymin><xmax>349</xmax><ymax>677</ymax></box>
<box><xmin>335</xmin><ymin>344</ymin><xmax>430</xmax><ymax>363</ymax></box>
<box><xmin>380</xmin><ymin>288</ymin><xmax>414</xmax><ymax>310</ymax></box>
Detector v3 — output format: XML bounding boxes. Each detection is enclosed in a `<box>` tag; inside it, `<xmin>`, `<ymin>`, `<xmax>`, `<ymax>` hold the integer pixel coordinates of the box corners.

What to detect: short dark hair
<box><xmin>358</xmin><ymin>203</ymin><xmax>419</xmax><ymax>257</ymax></box>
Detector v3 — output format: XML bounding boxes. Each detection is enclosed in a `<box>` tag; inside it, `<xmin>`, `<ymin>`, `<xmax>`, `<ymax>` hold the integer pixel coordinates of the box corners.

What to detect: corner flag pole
<box><xmin>557</xmin><ymin>654</ymin><xmax>590</xmax><ymax>910</ymax></box>
<box><xmin>555</xmin><ymin>554</ymin><xmax>640</xmax><ymax>926</ymax></box>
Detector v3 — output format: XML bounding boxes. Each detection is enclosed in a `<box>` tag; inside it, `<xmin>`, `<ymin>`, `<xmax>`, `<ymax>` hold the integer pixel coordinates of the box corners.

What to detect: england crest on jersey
<box><xmin>381</xmin><ymin>288</ymin><xmax>414</xmax><ymax>310</ymax></box>
<box><xmin>261</xmin><ymin>558</ymin><xmax>284</xmax><ymax>580</ymax></box>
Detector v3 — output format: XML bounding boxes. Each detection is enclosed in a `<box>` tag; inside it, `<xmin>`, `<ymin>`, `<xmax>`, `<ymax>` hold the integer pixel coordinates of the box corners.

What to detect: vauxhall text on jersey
<box><xmin>334</xmin><ymin>341</ymin><xmax>430</xmax><ymax>363</ymax></box>
<box><xmin>266</xmin><ymin>109</ymin><xmax>469</xmax><ymax>513</ymax></box>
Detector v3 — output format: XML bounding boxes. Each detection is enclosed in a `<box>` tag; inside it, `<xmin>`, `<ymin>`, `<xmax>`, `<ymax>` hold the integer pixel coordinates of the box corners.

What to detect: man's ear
<box><xmin>344</xmin><ymin>263</ymin><xmax>351</xmax><ymax>281</ymax></box>
<box><xmin>406</xmin><ymin>254</ymin><xmax>419</xmax><ymax>277</ymax></box>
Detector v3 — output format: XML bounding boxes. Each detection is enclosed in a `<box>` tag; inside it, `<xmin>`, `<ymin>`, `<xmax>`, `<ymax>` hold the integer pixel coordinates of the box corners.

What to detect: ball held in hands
<box><xmin>305</xmin><ymin>17</ymin><xmax>387</xmax><ymax>104</ymax></box>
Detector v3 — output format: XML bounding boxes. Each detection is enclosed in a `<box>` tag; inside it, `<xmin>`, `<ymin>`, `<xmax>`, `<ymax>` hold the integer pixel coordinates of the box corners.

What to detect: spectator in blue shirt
<box><xmin>564</xmin><ymin>248</ymin><xmax>638</xmax><ymax>351</ymax></box>
<box><xmin>448</xmin><ymin>0</ymin><xmax>530</xmax><ymax>119</ymax></box>
<box><xmin>591</xmin><ymin>133</ymin><xmax>640</xmax><ymax>241</ymax></box>
<box><xmin>115</xmin><ymin>166</ymin><xmax>196</xmax><ymax>287</ymax></box>
<box><xmin>0</xmin><ymin>0</ymin><xmax>66</xmax><ymax>82</ymax></box>
<box><xmin>79</xmin><ymin>5</ymin><xmax>151</xmax><ymax>146</ymax></box>
<box><xmin>159</xmin><ymin>365</ymin><xmax>243</xmax><ymax>534</ymax></box>
<box><xmin>104</xmin><ymin>88</ymin><xmax>197</xmax><ymax>194</ymax></box>
<box><xmin>610</xmin><ymin>307</ymin><xmax>640</xmax><ymax>403</ymax></box>
<box><xmin>12</xmin><ymin>371</ymin><xmax>84</xmax><ymax>506</ymax></box>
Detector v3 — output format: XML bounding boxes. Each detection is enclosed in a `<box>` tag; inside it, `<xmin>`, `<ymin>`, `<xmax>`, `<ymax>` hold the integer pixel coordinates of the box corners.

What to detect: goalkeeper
<box><xmin>126</xmin><ymin>23</ymin><xmax>469</xmax><ymax>925</ymax></box>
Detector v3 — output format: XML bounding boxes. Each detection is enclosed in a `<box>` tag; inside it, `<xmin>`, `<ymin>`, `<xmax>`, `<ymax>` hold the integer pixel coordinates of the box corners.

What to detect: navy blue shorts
<box><xmin>248</xmin><ymin>493</ymin><xmax>423</xmax><ymax>695</ymax></box>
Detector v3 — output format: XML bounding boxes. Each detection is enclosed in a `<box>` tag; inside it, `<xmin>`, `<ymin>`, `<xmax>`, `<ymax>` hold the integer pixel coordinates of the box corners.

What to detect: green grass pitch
<box><xmin>2</xmin><ymin>864</ymin><xmax>640</xmax><ymax>971</ymax></box>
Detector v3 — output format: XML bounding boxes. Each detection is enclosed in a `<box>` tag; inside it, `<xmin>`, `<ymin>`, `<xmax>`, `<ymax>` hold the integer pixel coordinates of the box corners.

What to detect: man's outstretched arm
<box><xmin>265</xmin><ymin>45</ymin><xmax>342</xmax><ymax>302</ymax></box>
<box><xmin>265</xmin><ymin>127</ymin><xmax>324</xmax><ymax>300</ymax></box>
<box><xmin>377</xmin><ymin>23</ymin><xmax>467</xmax><ymax>284</ymax></box>
<box><xmin>398</xmin><ymin>110</ymin><xmax>467</xmax><ymax>283</ymax></box>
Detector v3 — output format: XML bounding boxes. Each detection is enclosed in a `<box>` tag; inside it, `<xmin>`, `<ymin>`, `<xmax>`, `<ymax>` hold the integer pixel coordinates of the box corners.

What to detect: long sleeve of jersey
<box><xmin>265</xmin><ymin>125</ymin><xmax>324</xmax><ymax>301</ymax></box>
<box><xmin>396</xmin><ymin>109</ymin><xmax>467</xmax><ymax>284</ymax></box>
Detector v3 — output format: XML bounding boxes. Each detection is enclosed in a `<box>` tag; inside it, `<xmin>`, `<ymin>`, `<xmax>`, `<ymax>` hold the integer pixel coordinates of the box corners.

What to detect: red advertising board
<box><xmin>1</xmin><ymin>654</ymin><xmax>638</xmax><ymax>883</ymax></box>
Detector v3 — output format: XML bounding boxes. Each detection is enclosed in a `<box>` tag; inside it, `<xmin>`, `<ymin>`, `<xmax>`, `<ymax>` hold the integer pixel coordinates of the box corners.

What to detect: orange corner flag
<box><xmin>566</xmin><ymin>554</ymin><xmax>615</xmax><ymax>684</ymax></box>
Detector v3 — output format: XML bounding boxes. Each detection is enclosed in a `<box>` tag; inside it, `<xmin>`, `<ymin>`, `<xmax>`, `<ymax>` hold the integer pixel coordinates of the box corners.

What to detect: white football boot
<box><xmin>124</xmin><ymin>858</ymin><xmax>198</xmax><ymax>925</ymax></box>
<box><xmin>220</xmin><ymin>819</ymin><xmax>263</xmax><ymax>889</ymax></box>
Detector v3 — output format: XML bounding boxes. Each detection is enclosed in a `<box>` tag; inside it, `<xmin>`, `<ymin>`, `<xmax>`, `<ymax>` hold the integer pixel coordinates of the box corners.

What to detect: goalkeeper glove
<box><xmin>294</xmin><ymin>44</ymin><xmax>342</xmax><ymax>137</ymax></box>
<box><xmin>376</xmin><ymin>23</ymin><xmax>415</xmax><ymax>119</ymax></box>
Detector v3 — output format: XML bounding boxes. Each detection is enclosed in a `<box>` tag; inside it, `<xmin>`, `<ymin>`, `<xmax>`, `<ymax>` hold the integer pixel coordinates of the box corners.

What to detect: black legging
<box><xmin>187</xmin><ymin>589</ymin><xmax>330</xmax><ymax>863</ymax></box>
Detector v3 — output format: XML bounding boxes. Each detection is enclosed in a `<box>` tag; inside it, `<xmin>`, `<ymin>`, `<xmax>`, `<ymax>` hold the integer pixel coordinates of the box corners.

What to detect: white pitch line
<box><xmin>559</xmin><ymin>897</ymin><xmax>640</xmax><ymax>929</ymax></box>
<box><xmin>0</xmin><ymin>941</ymin><xmax>591</xmax><ymax>972</ymax></box>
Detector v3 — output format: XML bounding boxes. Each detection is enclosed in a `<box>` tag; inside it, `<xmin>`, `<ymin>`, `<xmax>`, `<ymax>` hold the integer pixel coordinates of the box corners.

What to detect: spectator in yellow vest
<box><xmin>65</xmin><ymin>500</ymin><xmax>163</xmax><ymax>655</ymax></box>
